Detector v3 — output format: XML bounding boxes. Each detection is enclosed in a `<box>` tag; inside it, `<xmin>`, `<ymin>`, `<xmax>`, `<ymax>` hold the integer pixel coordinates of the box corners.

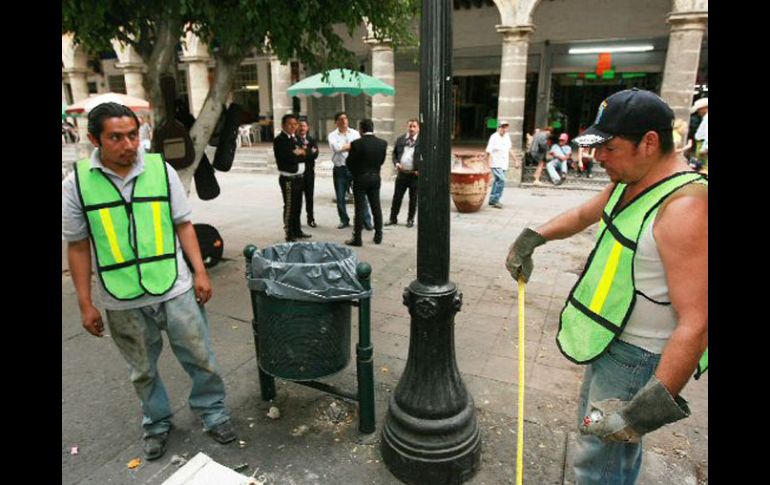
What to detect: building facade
<box><xmin>63</xmin><ymin>0</ymin><xmax>708</xmax><ymax>184</ymax></box>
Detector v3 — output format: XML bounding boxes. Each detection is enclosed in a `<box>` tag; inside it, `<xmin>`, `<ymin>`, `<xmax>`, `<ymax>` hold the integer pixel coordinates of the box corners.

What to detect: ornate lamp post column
<box><xmin>380</xmin><ymin>1</ymin><xmax>481</xmax><ymax>483</ymax></box>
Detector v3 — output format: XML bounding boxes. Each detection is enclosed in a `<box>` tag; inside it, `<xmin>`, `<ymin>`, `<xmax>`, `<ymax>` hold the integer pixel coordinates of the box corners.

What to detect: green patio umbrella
<box><xmin>287</xmin><ymin>68</ymin><xmax>395</xmax><ymax>111</ymax></box>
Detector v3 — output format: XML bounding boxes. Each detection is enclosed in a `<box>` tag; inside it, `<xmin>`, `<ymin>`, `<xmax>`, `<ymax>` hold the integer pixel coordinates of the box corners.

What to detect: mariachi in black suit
<box><xmin>345</xmin><ymin>133</ymin><xmax>387</xmax><ymax>243</ymax></box>
<box><xmin>388</xmin><ymin>133</ymin><xmax>420</xmax><ymax>224</ymax></box>
<box><xmin>296</xmin><ymin>133</ymin><xmax>319</xmax><ymax>225</ymax></box>
<box><xmin>273</xmin><ymin>131</ymin><xmax>305</xmax><ymax>241</ymax></box>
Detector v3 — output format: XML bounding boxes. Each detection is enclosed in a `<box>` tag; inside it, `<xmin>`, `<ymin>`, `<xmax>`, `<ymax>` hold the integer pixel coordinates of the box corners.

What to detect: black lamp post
<box><xmin>380</xmin><ymin>1</ymin><xmax>481</xmax><ymax>483</ymax></box>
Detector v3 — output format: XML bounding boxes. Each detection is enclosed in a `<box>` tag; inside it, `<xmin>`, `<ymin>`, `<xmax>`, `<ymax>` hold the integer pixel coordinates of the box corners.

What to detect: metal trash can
<box><xmin>246</xmin><ymin>242</ymin><xmax>371</xmax><ymax>381</ymax></box>
<box><xmin>254</xmin><ymin>295</ymin><xmax>351</xmax><ymax>380</ymax></box>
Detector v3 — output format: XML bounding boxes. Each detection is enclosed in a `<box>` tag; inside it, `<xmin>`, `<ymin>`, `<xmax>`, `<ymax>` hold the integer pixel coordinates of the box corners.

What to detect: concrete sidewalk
<box><xmin>61</xmin><ymin>171</ymin><xmax>707</xmax><ymax>484</ymax></box>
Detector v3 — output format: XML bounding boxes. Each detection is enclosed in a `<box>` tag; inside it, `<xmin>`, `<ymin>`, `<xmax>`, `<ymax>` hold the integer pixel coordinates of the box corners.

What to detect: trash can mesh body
<box><xmin>248</xmin><ymin>242</ymin><xmax>368</xmax><ymax>381</ymax></box>
<box><xmin>256</xmin><ymin>294</ymin><xmax>351</xmax><ymax>380</ymax></box>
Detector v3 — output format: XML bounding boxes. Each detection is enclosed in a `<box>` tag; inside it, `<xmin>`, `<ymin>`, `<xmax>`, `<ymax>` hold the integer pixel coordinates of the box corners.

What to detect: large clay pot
<box><xmin>450</xmin><ymin>151</ymin><xmax>491</xmax><ymax>213</ymax></box>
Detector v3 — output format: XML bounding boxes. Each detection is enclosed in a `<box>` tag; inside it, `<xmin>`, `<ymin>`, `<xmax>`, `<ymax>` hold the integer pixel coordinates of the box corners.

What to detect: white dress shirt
<box><xmin>328</xmin><ymin>128</ymin><xmax>361</xmax><ymax>167</ymax></box>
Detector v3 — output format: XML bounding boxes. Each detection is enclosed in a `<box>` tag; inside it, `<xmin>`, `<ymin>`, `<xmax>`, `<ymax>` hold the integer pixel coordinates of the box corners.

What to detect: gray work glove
<box><xmin>580</xmin><ymin>376</ymin><xmax>691</xmax><ymax>443</ymax></box>
<box><xmin>506</xmin><ymin>228</ymin><xmax>547</xmax><ymax>282</ymax></box>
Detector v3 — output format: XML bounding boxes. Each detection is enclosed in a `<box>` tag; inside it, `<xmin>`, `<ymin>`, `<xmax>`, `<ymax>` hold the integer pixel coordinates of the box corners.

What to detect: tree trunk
<box><xmin>176</xmin><ymin>55</ymin><xmax>242</xmax><ymax>192</ymax></box>
<box><xmin>144</xmin><ymin>16</ymin><xmax>183</xmax><ymax>128</ymax></box>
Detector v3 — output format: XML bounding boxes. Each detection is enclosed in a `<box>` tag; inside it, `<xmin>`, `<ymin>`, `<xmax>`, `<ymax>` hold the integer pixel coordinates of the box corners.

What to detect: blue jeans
<box><xmin>333</xmin><ymin>165</ymin><xmax>371</xmax><ymax>226</ymax></box>
<box><xmin>547</xmin><ymin>159</ymin><xmax>568</xmax><ymax>183</ymax></box>
<box><xmin>489</xmin><ymin>168</ymin><xmax>507</xmax><ymax>204</ymax></box>
<box><xmin>574</xmin><ymin>339</ymin><xmax>661</xmax><ymax>485</ymax></box>
<box><xmin>106</xmin><ymin>288</ymin><xmax>230</xmax><ymax>437</ymax></box>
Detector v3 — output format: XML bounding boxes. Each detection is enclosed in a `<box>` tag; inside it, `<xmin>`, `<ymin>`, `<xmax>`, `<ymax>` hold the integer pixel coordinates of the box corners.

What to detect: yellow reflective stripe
<box><xmin>589</xmin><ymin>240</ymin><xmax>623</xmax><ymax>314</ymax></box>
<box><xmin>99</xmin><ymin>209</ymin><xmax>125</xmax><ymax>263</ymax></box>
<box><xmin>152</xmin><ymin>202</ymin><xmax>164</xmax><ymax>256</ymax></box>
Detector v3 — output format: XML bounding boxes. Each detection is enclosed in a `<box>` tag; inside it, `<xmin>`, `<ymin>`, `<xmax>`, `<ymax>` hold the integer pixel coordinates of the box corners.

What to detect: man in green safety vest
<box><xmin>506</xmin><ymin>89</ymin><xmax>707</xmax><ymax>484</ymax></box>
<box><xmin>62</xmin><ymin>102</ymin><xmax>237</xmax><ymax>461</ymax></box>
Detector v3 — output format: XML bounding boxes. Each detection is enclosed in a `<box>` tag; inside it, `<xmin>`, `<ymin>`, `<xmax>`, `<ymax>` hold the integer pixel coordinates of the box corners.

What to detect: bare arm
<box><xmin>653</xmin><ymin>187</ymin><xmax>708</xmax><ymax>396</ymax></box>
<box><xmin>67</xmin><ymin>239</ymin><xmax>104</xmax><ymax>337</ymax></box>
<box><xmin>536</xmin><ymin>183</ymin><xmax>615</xmax><ymax>241</ymax></box>
<box><xmin>176</xmin><ymin>221</ymin><xmax>213</xmax><ymax>304</ymax></box>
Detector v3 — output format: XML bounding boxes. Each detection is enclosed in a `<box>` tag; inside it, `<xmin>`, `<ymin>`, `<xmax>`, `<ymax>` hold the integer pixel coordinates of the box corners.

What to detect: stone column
<box><xmin>180</xmin><ymin>32</ymin><xmax>212</xmax><ymax>117</ymax></box>
<box><xmin>660</xmin><ymin>11</ymin><xmax>708</xmax><ymax>126</ymax></box>
<box><xmin>534</xmin><ymin>40</ymin><xmax>552</xmax><ymax>131</ymax></box>
<box><xmin>496</xmin><ymin>25</ymin><xmax>534</xmax><ymax>187</ymax></box>
<box><xmin>257</xmin><ymin>59</ymin><xmax>272</xmax><ymax>119</ymax></box>
<box><xmin>120</xmin><ymin>65</ymin><xmax>146</xmax><ymax>99</ymax></box>
<box><xmin>110</xmin><ymin>40</ymin><xmax>146</xmax><ymax>99</ymax></box>
<box><xmin>270</xmin><ymin>57</ymin><xmax>293</xmax><ymax>136</ymax></box>
<box><xmin>364</xmin><ymin>38</ymin><xmax>396</xmax><ymax>177</ymax></box>
<box><xmin>65</xmin><ymin>68</ymin><xmax>92</xmax><ymax>156</ymax></box>
<box><xmin>63</xmin><ymin>34</ymin><xmax>92</xmax><ymax>150</ymax></box>
<box><xmin>364</xmin><ymin>40</ymin><xmax>396</xmax><ymax>145</ymax></box>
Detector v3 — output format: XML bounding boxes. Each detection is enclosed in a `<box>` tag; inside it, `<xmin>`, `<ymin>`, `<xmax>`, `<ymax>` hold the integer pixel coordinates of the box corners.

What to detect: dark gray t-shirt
<box><xmin>530</xmin><ymin>131</ymin><xmax>549</xmax><ymax>159</ymax></box>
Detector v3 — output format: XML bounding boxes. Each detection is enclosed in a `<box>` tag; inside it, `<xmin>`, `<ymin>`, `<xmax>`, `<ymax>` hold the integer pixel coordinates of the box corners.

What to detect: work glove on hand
<box><xmin>506</xmin><ymin>228</ymin><xmax>547</xmax><ymax>282</ymax></box>
<box><xmin>580</xmin><ymin>376</ymin><xmax>691</xmax><ymax>443</ymax></box>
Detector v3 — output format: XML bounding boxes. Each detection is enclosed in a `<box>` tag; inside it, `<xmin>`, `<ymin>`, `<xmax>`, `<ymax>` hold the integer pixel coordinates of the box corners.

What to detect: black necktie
<box><xmin>407</xmin><ymin>137</ymin><xmax>415</xmax><ymax>147</ymax></box>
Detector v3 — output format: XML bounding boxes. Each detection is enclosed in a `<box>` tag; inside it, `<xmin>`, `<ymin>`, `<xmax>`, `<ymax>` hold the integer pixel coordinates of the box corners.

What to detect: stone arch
<box><xmin>62</xmin><ymin>33</ymin><xmax>87</xmax><ymax>72</ymax></box>
<box><xmin>492</xmin><ymin>0</ymin><xmax>543</xmax><ymax>26</ymax></box>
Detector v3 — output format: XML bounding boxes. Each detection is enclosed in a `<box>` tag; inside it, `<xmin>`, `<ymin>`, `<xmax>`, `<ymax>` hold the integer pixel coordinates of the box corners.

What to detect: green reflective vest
<box><xmin>74</xmin><ymin>154</ymin><xmax>178</xmax><ymax>300</ymax></box>
<box><xmin>557</xmin><ymin>171</ymin><xmax>708</xmax><ymax>378</ymax></box>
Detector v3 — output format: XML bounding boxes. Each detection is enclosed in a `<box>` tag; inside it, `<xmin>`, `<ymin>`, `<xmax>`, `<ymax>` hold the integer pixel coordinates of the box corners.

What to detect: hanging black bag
<box><xmin>212</xmin><ymin>103</ymin><xmax>243</xmax><ymax>172</ymax></box>
<box><xmin>193</xmin><ymin>154</ymin><xmax>220</xmax><ymax>201</ymax></box>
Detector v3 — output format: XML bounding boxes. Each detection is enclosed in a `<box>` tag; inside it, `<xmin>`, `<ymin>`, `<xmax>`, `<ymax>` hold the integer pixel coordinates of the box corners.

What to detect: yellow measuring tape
<box><xmin>517</xmin><ymin>277</ymin><xmax>526</xmax><ymax>485</ymax></box>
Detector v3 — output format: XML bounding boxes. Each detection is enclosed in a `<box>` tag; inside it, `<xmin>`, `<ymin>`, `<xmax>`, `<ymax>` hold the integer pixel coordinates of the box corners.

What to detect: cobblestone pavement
<box><xmin>62</xmin><ymin>170</ymin><xmax>707</xmax><ymax>484</ymax></box>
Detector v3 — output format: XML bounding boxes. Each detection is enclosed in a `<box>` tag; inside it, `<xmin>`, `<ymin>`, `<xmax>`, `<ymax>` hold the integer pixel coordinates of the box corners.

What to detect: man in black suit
<box><xmin>385</xmin><ymin>118</ymin><xmax>420</xmax><ymax>228</ymax></box>
<box><xmin>297</xmin><ymin>117</ymin><xmax>319</xmax><ymax>227</ymax></box>
<box><xmin>345</xmin><ymin>119</ymin><xmax>387</xmax><ymax>246</ymax></box>
<box><xmin>273</xmin><ymin>113</ymin><xmax>311</xmax><ymax>242</ymax></box>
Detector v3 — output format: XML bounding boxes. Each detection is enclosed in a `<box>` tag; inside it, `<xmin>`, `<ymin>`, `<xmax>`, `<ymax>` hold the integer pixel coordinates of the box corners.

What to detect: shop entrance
<box><xmin>550</xmin><ymin>72</ymin><xmax>662</xmax><ymax>140</ymax></box>
<box><xmin>452</xmin><ymin>75</ymin><xmax>498</xmax><ymax>143</ymax></box>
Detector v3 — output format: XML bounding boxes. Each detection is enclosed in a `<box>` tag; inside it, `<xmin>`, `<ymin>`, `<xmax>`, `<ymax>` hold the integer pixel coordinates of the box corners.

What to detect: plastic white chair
<box><xmin>238</xmin><ymin>125</ymin><xmax>252</xmax><ymax>147</ymax></box>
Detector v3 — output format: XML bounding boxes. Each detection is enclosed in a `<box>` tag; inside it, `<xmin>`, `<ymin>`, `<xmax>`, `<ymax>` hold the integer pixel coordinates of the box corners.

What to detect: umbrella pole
<box><xmin>341</xmin><ymin>94</ymin><xmax>346</xmax><ymax>113</ymax></box>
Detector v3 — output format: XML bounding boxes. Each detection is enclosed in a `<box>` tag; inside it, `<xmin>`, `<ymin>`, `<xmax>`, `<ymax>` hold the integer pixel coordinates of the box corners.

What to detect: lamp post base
<box><xmin>381</xmin><ymin>282</ymin><xmax>481</xmax><ymax>484</ymax></box>
<box><xmin>381</xmin><ymin>396</ymin><xmax>481</xmax><ymax>484</ymax></box>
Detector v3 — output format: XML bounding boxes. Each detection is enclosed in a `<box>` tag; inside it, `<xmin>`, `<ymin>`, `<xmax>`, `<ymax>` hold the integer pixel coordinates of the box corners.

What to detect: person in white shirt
<box><xmin>385</xmin><ymin>119</ymin><xmax>420</xmax><ymax>227</ymax></box>
<box><xmin>485</xmin><ymin>120</ymin><xmax>513</xmax><ymax>208</ymax></box>
<box><xmin>328</xmin><ymin>112</ymin><xmax>372</xmax><ymax>229</ymax></box>
<box><xmin>692</xmin><ymin>98</ymin><xmax>708</xmax><ymax>173</ymax></box>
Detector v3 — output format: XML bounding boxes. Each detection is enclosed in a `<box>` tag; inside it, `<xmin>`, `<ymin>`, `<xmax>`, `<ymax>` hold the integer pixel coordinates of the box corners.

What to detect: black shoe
<box><xmin>374</xmin><ymin>233</ymin><xmax>383</xmax><ymax>244</ymax></box>
<box><xmin>143</xmin><ymin>431</ymin><xmax>169</xmax><ymax>461</ymax></box>
<box><xmin>208</xmin><ymin>420</ymin><xmax>237</xmax><ymax>444</ymax></box>
<box><xmin>338</xmin><ymin>222</ymin><xmax>350</xmax><ymax>229</ymax></box>
<box><xmin>384</xmin><ymin>220</ymin><xmax>398</xmax><ymax>227</ymax></box>
<box><xmin>297</xmin><ymin>232</ymin><xmax>312</xmax><ymax>238</ymax></box>
<box><xmin>406</xmin><ymin>220</ymin><xmax>414</xmax><ymax>228</ymax></box>
<box><xmin>364</xmin><ymin>223</ymin><xmax>374</xmax><ymax>231</ymax></box>
<box><xmin>308</xmin><ymin>220</ymin><xmax>317</xmax><ymax>228</ymax></box>
<box><xmin>285</xmin><ymin>236</ymin><xmax>297</xmax><ymax>242</ymax></box>
<box><xmin>345</xmin><ymin>238</ymin><xmax>363</xmax><ymax>247</ymax></box>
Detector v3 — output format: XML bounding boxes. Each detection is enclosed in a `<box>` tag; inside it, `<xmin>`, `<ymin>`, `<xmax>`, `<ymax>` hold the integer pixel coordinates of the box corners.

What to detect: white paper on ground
<box><xmin>161</xmin><ymin>452</ymin><xmax>256</xmax><ymax>485</ymax></box>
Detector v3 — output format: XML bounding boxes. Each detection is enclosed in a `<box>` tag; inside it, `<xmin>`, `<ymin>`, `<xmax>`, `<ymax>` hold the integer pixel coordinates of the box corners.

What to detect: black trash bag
<box><xmin>194</xmin><ymin>154</ymin><xmax>220</xmax><ymax>200</ymax></box>
<box><xmin>247</xmin><ymin>242</ymin><xmax>371</xmax><ymax>302</ymax></box>
<box><xmin>212</xmin><ymin>103</ymin><xmax>243</xmax><ymax>172</ymax></box>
